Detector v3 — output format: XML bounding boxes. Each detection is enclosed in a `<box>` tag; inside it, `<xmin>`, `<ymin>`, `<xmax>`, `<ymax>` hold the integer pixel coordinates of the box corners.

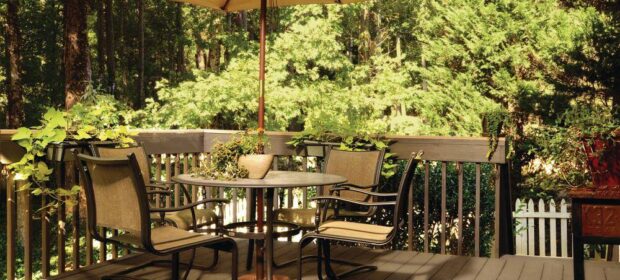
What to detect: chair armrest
<box><xmin>331</xmin><ymin>184</ymin><xmax>396</xmax><ymax>197</ymax></box>
<box><xmin>311</xmin><ymin>196</ymin><xmax>396</xmax><ymax>207</ymax></box>
<box><xmin>145</xmin><ymin>182</ymin><xmax>173</xmax><ymax>190</ymax></box>
<box><xmin>146</xmin><ymin>189</ymin><xmax>173</xmax><ymax>195</ymax></box>
<box><xmin>150</xmin><ymin>198</ymin><xmax>230</xmax><ymax>213</ymax></box>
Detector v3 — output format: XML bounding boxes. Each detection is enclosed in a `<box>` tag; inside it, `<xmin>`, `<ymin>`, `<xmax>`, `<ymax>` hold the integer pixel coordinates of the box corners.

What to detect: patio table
<box><xmin>173</xmin><ymin>171</ymin><xmax>347</xmax><ymax>280</ymax></box>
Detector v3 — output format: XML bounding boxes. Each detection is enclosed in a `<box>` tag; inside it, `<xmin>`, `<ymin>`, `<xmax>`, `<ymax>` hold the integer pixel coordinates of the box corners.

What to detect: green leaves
<box><xmin>12</xmin><ymin>127</ymin><xmax>32</xmax><ymax>141</ymax></box>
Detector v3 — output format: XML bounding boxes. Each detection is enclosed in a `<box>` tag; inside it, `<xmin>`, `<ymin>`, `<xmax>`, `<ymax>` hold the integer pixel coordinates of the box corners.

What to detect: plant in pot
<box><xmin>480</xmin><ymin>106</ymin><xmax>511</xmax><ymax>161</ymax></box>
<box><xmin>563</xmin><ymin>105</ymin><xmax>620</xmax><ymax>190</ymax></box>
<box><xmin>195</xmin><ymin>131</ymin><xmax>273</xmax><ymax>180</ymax></box>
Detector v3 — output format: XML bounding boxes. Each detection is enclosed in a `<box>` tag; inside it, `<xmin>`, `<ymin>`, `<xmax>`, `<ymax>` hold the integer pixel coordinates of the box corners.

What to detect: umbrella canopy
<box><xmin>175</xmin><ymin>0</ymin><xmax>363</xmax><ymax>12</ymax></box>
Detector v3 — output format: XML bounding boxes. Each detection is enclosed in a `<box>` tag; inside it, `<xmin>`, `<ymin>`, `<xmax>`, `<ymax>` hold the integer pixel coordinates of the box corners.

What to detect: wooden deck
<box><xmin>52</xmin><ymin>240</ymin><xmax>620</xmax><ymax>280</ymax></box>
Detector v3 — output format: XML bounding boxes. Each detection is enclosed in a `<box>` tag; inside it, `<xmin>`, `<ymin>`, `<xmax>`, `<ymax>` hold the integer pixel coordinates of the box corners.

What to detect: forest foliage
<box><xmin>1</xmin><ymin>0</ymin><xmax>618</xmax><ymax>196</ymax></box>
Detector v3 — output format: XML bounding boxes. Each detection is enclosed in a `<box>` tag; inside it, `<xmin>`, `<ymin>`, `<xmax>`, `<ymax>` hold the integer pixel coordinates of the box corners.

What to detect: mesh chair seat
<box><xmin>152</xmin><ymin>208</ymin><xmax>218</xmax><ymax>230</ymax></box>
<box><xmin>275</xmin><ymin>208</ymin><xmax>368</xmax><ymax>228</ymax></box>
<box><xmin>317</xmin><ymin>221</ymin><xmax>393</xmax><ymax>242</ymax></box>
<box><xmin>110</xmin><ymin>225</ymin><xmax>224</xmax><ymax>253</ymax></box>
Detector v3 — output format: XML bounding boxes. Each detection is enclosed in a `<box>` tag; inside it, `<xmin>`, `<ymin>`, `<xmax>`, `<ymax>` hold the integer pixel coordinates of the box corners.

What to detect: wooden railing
<box><xmin>1</xmin><ymin>129</ymin><xmax>510</xmax><ymax>280</ymax></box>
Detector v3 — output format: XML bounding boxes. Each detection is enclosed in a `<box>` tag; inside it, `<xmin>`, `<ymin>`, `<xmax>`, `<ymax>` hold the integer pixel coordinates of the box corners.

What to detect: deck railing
<box><xmin>1</xmin><ymin>129</ymin><xmax>510</xmax><ymax>280</ymax></box>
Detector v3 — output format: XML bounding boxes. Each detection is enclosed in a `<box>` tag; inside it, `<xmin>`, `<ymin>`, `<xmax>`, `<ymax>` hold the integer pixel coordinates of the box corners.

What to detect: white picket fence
<box><xmin>513</xmin><ymin>198</ymin><xmax>571</xmax><ymax>257</ymax></box>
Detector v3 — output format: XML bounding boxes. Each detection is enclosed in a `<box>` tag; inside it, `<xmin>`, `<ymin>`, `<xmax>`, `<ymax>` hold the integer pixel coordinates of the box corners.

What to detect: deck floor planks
<box><xmin>475</xmin><ymin>258</ymin><xmax>507</xmax><ymax>280</ymax></box>
<box><xmin>496</xmin><ymin>257</ymin><xmax>525</xmax><ymax>280</ymax></box>
<box><xmin>453</xmin><ymin>257</ymin><xmax>488</xmax><ymax>280</ymax></box>
<box><xmin>408</xmin><ymin>253</ymin><xmax>456</xmax><ymax>280</ymax></box>
<box><xmin>384</xmin><ymin>252</ymin><xmax>435</xmax><ymax>280</ymax></box>
<box><xmin>52</xmin><ymin>240</ymin><xmax>620</xmax><ymax>280</ymax></box>
<box><xmin>517</xmin><ymin>259</ymin><xmax>544</xmax><ymax>280</ymax></box>
<box><xmin>541</xmin><ymin>261</ymin><xmax>564</xmax><ymax>280</ymax></box>
<box><xmin>431</xmin><ymin>255</ymin><xmax>471</xmax><ymax>280</ymax></box>
<box><xmin>348</xmin><ymin>248</ymin><xmax>412</xmax><ymax>280</ymax></box>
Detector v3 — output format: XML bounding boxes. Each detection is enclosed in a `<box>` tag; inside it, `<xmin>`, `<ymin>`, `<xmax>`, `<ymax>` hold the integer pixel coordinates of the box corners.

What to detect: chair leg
<box><xmin>246</xmin><ymin>239</ymin><xmax>254</xmax><ymax>271</ymax></box>
<box><xmin>317</xmin><ymin>239</ymin><xmax>324</xmax><ymax>280</ymax></box>
<box><xmin>230</xmin><ymin>239</ymin><xmax>239</xmax><ymax>280</ymax></box>
<box><xmin>171</xmin><ymin>253</ymin><xmax>180</xmax><ymax>280</ymax></box>
<box><xmin>203</xmin><ymin>249</ymin><xmax>219</xmax><ymax>270</ymax></box>
<box><xmin>323</xmin><ymin>240</ymin><xmax>338</xmax><ymax>279</ymax></box>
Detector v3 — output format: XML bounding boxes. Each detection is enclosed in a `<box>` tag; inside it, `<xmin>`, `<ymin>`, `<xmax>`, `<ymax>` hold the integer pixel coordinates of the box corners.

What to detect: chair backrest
<box><xmin>323</xmin><ymin>149</ymin><xmax>385</xmax><ymax>201</ymax></box>
<box><xmin>94</xmin><ymin>146</ymin><xmax>151</xmax><ymax>185</ymax></box>
<box><xmin>75</xmin><ymin>153</ymin><xmax>151</xmax><ymax>248</ymax></box>
<box><xmin>391</xmin><ymin>153</ymin><xmax>420</xmax><ymax>234</ymax></box>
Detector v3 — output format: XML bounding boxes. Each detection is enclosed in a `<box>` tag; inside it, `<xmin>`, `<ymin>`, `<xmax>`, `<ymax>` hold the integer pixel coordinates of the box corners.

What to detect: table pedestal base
<box><xmin>239</xmin><ymin>274</ymin><xmax>290</xmax><ymax>280</ymax></box>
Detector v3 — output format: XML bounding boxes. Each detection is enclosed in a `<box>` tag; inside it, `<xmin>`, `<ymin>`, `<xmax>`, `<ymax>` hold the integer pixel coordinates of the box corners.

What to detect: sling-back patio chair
<box><xmin>245</xmin><ymin>149</ymin><xmax>385</xmax><ymax>270</ymax></box>
<box><xmin>298</xmin><ymin>152</ymin><xmax>420</xmax><ymax>280</ymax></box>
<box><xmin>93</xmin><ymin>145</ymin><xmax>228</xmax><ymax>233</ymax></box>
<box><xmin>75</xmin><ymin>152</ymin><xmax>238</xmax><ymax>280</ymax></box>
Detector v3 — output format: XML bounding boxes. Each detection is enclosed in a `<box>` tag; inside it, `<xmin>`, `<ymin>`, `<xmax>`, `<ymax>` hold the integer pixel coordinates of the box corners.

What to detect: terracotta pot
<box><xmin>238</xmin><ymin>154</ymin><xmax>274</xmax><ymax>179</ymax></box>
<box><xmin>582</xmin><ymin>133</ymin><xmax>620</xmax><ymax>188</ymax></box>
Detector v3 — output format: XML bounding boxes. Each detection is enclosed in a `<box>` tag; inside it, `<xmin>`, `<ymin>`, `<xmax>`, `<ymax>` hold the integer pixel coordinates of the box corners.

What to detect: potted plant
<box><xmin>480</xmin><ymin>106</ymin><xmax>511</xmax><ymax>160</ymax></box>
<box><xmin>564</xmin><ymin>105</ymin><xmax>620</xmax><ymax>189</ymax></box>
<box><xmin>196</xmin><ymin>131</ymin><xmax>273</xmax><ymax>180</ymax></box>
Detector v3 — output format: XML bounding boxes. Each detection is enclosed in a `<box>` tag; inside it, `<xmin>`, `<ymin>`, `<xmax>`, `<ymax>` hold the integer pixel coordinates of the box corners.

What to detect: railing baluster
<box><xmin>41</xmin><ymin>192</ymin><xmax>50</xmax><ymax>277</ymax></box>
<box><xmin>457</xmin><ymin>162</ymin><xmax>463</xmax><ymax>256</ymax></box>
<box><xmin>6</xmin><ymin>172</ymin><xmax>16</xmax><ymax>280</ymax></box>
<box><xmin>302</xmin><ymin>156</ymin><xmax>308</xmax><ymax>209</ymax></box>
<box><xmin>56</xmin><ymin>163</ymin><xmax>66</xmax><ymax>273</ymax></box>
<box><xmin>71</xmin><ymin>164</ymin><xmax>80</xmax><ymax>271</ymax></box>
<box><xmin>111</xmin><ymin>229</ymin><xmax>118</xmax><ymax>259</ymax></box>
<box><xmin>440</xmin><ymin>162</ymin><xmax>447</xmax><ymax>255</ymax></box>
<box><xmin>155</xmin><ymin>154</ymin><xmax>162</xmax><ymax>207</ymax></box>
<box><xmin>183</xmin><ymin>153</ymin><xmax>189</xmax><ymax>204</ymax></box>
<box><xmin>287</xmin><ymin>156</ymin><xmax>293</xmax><ymax>208</ymax></box>
<box><xmin>165</xmin><ymin>155</ymin><xmax>172</xmax><ymax>207</ymax></box>
<box><xmin>475</xmin><ymin>163</ymin><xmax>481</xmax><ymax>257</ymax></box>
<box><xmin>423</xmin><ymin>162</ymin><xmax>430</xmax><ymax>253</ymax></box>
<box><xmin>549</xmin><ymin>199</ymin><xmax>557</xmax><ymax>257</ymax></box>
<box><xmin>191</xmin><ymin>153</ymin><xmax>199</xmax><ymax>202</ymax></box>
<box><xmin>20</xmin><ymin>182</ymin><xmax>32</xmax><ymax>280</ymax></box>
<box><xmin>174</xmin><ymin>154</ymin><xmax>181</xmax><ymax>207</ymax></box>
<box><xmin>99</xmin><ymin>228</ymin><xmax>107</xmax><ymax>262</ymax></box>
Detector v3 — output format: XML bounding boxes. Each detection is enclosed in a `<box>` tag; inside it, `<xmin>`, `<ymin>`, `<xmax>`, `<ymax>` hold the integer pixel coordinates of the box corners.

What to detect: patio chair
<box><xmin>248</xmin><ymin>149</ymin><xmax>385</xmax><ymax>269</ymax></box>
<box><xmin>298</xmin><ymin>152</ymin><xmax>420</xmax><ymax>279</ymax></box>
<box><xmin>93</xmin><ymin>145</ymin><xmax>227</xmax><ymax>233</ymax></box>
<box><xmin>75</xmin><ymin>152</ymin><xmax>238</xmax><ymax>280</ymax></box>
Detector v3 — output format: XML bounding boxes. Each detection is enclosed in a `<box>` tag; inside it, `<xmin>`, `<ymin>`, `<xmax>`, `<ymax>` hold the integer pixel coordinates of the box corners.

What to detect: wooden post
<box><xmin>493</xmin><ymin>163</ymin><xmax>514</xmax><ymax>257</ymax></box>
<box><xmin>6</xmin><ymin>168</ymin><xmax>16</xmax><ymax>280</ymax></box>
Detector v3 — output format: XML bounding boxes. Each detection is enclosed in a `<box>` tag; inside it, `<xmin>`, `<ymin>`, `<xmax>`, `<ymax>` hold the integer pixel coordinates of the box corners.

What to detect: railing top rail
<box><xmin>0</xmin><ymin>129</ymin><xmax>507</xmax><ymax>164</ymax></box>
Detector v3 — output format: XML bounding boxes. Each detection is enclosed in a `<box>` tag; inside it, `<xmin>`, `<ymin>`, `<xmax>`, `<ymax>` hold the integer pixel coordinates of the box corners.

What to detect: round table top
<box><xmin>172</xmin><ymin>171</ymin><xmax>347</xmax><ymax>189</ymax></box>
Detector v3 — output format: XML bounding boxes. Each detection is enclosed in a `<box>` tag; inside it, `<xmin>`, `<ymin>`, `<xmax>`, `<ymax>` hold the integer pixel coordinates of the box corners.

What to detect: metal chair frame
<box><xmin>297</xmin><ymin>152</ymin><xmax>420</xmax><ymax>279</ymax></box>
<box><xmin>75</xmin><ymin>152</ymin><xmax>238</xmax><ymax>280</ymax></box>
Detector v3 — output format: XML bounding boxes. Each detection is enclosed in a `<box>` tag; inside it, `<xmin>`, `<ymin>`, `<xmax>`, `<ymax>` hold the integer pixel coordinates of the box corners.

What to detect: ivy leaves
<box><xmin>9</xmin><ymin>96</ymin><xmax>136</xmax><ymax>213</ymax></box>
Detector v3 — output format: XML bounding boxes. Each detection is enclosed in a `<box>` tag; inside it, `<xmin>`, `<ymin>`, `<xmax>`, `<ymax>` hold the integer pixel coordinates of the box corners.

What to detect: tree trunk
<box><xmin>4</xmin><ymin>0</ymin><xmax>24</xmax><ymax>128</ymax></box>
<box><xmin>195</xmin><ymin>48</ymin><xmax>204</xmax><ymax>69</ymax></box>
<box><xmin>175</xmin><ymin>3</ymin><xmax>186</xmax><ymax>74</ymax></box>
<box><xmin>105</xmin><ymin>0</ymin><xmax>116</xmax><ymax>96</ymax></box>
<box><xmin>137</xmin><ymin>0</ymin><xmax>145</xmax><ymax>108</ymax></box>
<box><xmin>64</xmin><ymin>0</ymin><xmax>91</xmax><ymax>110</ymax></box>
<box><xmin>96</xmin><ymin>0</ymin><xmax>106</xmax><ymax>83</ymax></box>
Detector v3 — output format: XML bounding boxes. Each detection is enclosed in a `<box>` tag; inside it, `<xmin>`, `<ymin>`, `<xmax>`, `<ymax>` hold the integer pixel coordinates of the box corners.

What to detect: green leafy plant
<box><xmin>525</xmin><ymin>102</ymin><xmax>619</xmax><ymax>191</ymax></box>
<box><xmin>193</xmin><ymin>130</ymin><xmax>269</xmax><ymax>180</ymax></box>
<box><xmin>288</xmin><ymin>130</ymin><xmax>398</xmax><ymax>178</ymax></box>
<box><xmin>481</xmin><ymin>107</ymin><xmax>511</xmax><ymax>160</ymax></box>
<box><xmin>9</xmin><ymin>96</ymin><xmax>136</xmax><ymax>212</ymax></box>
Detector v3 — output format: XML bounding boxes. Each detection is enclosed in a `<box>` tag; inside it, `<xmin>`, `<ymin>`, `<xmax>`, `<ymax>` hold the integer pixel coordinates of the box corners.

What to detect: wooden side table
<box><xmin>569</xmin><ymin>187</ymin><xmax>620</xmax><ymax>280</ymax></box>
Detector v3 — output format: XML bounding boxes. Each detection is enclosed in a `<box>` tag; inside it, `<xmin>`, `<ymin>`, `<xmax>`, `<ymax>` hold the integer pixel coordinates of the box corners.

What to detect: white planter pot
<box><xmin>238</xmin><ymin>154</ymin><xmax>274</xmax><ymax>179</ymax></box>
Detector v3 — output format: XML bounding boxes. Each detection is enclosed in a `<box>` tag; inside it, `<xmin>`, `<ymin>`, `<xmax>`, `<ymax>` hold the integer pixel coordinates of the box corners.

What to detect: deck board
<box><xmin>51</xmin><ymin>240</ymin><xmax>620</xmax><ymax>280</ymax></box>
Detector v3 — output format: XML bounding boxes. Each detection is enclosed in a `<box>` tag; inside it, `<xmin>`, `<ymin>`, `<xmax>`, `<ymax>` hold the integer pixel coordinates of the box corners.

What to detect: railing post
<box><xmin>5</xmin><ymin>167</ymin><xmax>16</xmax><ymax>280</ymax></box>
<box><xmin>19</xmin><ymin>180</ymin><xmax>32</xmax><ymax>280</ymax></box>
<box><xmin>494</xmin><ymin>163</ymin><xmax>514</xmax><ymax>257</ymax></box>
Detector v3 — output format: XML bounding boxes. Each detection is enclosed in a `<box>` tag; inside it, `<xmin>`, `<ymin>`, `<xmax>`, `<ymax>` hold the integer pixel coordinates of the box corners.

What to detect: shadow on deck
<box><xmin>51</xmin><ymin>240</ymin><xmax>620</xmax><ymax>280</ymax></box>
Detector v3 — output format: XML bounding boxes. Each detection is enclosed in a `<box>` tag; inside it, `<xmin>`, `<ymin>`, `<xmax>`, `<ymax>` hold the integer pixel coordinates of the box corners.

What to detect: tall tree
<box><xmin>175</xmin><ymin>3</ymin><xmax>186</xmax><ymax>74</ymax></box>
<box><xmin>137</xmin><ymin>0</ymin><xmax>145</xmax><ymax>107</ymax></box>
<box><xmin>105</xmin><ymin>0</ymin><xmax>116</xmax><ymax>96</ymax></box>
<box><xmin>4</xmin><ymin>0</ymin><xmax>24</xmax><ymax>128</ymax></box>
<box><xmin>63</xmin><ymin>0</ymin><xmax>91</xmax><ymax>110</ymax></box>
<box><xmin>96</xmin><ymin>0</ymin><xmax>106</xmax><ymax>83</ymax></box>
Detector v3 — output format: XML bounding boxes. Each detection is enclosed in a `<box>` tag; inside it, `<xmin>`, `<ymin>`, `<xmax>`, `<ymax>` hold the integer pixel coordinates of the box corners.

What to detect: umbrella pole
<box><xmin>258</xmin><ymin>0</ymin><xmax>266</xmax><ymax>135</ymax></box>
